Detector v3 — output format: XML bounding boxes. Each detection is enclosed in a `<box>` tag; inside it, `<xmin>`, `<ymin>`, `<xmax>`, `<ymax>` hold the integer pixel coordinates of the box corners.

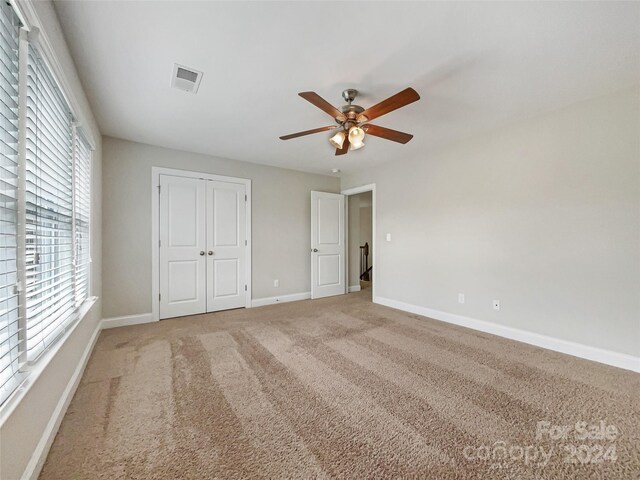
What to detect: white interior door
<box><xmin>206</xmin><ymin>181</ymin><xmax>246</xmax><ymax>312</ymax></box>
<box><xmin>159</xmin><ymin>175</ymin><xmax>207</xmax><ymax>319</ymax></box>
<box><xmin>311</xmin><ymin>191</ymin><xmax>346</xmax><ymax>299</ymax></box>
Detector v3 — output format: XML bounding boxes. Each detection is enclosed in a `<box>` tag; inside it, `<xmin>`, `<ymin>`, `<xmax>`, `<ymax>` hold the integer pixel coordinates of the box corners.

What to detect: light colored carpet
<box><xmin>40</xmin><ymin>291</ymin><xmax>639</xmax><ymax>479</ymax></box>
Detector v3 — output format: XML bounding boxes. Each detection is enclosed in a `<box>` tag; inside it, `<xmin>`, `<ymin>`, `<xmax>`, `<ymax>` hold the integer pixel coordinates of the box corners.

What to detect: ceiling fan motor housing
<box><xmin>336</xmin><ymin>89</ymin><xmax>366</xmax><ymax>125</ymax></box>
<box><xmin>337</xmin><ymin>104</ymin><xmax>365</xmax><ymax>125</ymax></box>
<box><xmin>342</xmin><ymin>88</ymin><xmax>358</xmax><ymax>103</ymax></box>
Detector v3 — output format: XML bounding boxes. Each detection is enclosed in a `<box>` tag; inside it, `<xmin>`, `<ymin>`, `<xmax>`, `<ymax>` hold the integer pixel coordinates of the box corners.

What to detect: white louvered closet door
<box><xmin>24</xmin><ymin>44</ymin><xmax>75</xmax><ymax>360</ymax></box>
<box><xmin>0</xmin><ymin>2</ymin><xmax>22</xmax><ymax>404</ymax></box>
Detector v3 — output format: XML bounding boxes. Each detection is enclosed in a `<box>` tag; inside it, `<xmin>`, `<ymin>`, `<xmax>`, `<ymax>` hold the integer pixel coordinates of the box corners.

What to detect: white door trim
<box><xmin>151</xmin><ymin>167</ymin><xmax>252</xmax><ymax>322</ymax></box>
<box><xmin>341</xmin><ymin>183</ymin><xmax>376</xmax><ymax>303</ymax></box>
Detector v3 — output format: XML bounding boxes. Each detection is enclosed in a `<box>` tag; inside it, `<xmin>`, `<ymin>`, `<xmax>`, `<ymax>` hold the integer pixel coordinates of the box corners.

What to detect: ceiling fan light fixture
<box><xmin>329</xmin><ymin>130</ymin><xmax>346</xmax><ymax>149</ymax></box>
<box><xmin>349</xmin><ymin>139</ymin><xmax>365</xmax><ymax>150</ymax></box>
<box><xmin>348</xmin><ymin>126</ymin><xmax>365</xmax><ymax>150</ymax></box>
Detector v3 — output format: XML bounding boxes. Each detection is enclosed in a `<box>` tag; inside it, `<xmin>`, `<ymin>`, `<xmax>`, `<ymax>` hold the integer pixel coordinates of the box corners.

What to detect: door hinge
<box><xmin>245</xmin><ymin>240</ymin><xmax>247</xmax><ymax>246</ymax></box>
<box><xmin>159</xmin><ymin>240</ymin><xmax>161</xmax><ymax>247</ymax></box>
<box><xmin>159</xmin><ymin>293</ymin><xmax>161</xmax><ymax>301</ymax></box>
<box><xmin>157</xmin><ymin>185</ymin><xmax>161</xmax><ymax>193</ymax></box>
<box><xmin>245</xmin><ymin>194</ymin><xmax>247</xmax><ymax>201</ymax></box>
<box><xmin>244</xmin><ymin>285</ymin><xmax>247</xmax><ymax>291</ymax></box>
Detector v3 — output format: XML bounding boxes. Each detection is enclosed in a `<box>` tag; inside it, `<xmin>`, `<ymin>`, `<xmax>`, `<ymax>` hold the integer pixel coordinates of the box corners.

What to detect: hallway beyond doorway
<box><xmin>347</xmin><ymin>190</ymin><xmax>373</xmax><ymax>296</ymax></box>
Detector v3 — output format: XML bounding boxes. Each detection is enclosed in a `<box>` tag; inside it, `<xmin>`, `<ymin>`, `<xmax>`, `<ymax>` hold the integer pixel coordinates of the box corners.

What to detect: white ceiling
<box><xmin>53</xmin><ymin>1</ymin><xmax>639</xmax><ymax>175</ymax></box>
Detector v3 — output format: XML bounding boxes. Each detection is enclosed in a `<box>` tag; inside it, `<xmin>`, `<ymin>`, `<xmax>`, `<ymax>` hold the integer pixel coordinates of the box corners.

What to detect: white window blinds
<box><xmin>25</xmin><ymin>44</ymin><xmax>75</xmax><ymax>359</ymax></box>
<box><xmin>0</xmin><ymin>2</ymin><xmax>22</xmax><ymax>405</ymax></box>
<box><xmin>73</xmin><ymin>132</ymin><xmax>90</xmax><ymax>307</ymax></box>
<box><xmin>0</xmin><ymin>4</ymin><xmax>93</xmax><ymax>407</ymax></box>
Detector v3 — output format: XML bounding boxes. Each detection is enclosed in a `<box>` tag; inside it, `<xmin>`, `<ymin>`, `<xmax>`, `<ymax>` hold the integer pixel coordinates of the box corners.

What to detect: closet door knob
<box><xmin>208</xmin><ymin>251</ymin><xmax>214</xmax><ymax>255</ymax></box>
<box><xmin>199</xmin><ymin>251</ymin><xmax>205</xmax><ymax>256</ymax></box>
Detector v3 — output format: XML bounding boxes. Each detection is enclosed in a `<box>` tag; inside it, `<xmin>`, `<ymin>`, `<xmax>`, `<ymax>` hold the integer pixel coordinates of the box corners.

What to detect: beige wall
<box><xmin>0</xmin><ymin>2</ymin><xmax>103</xmax><ymax>479</ymax></box>
<box><xmin>102</xmin><ymin>137</ymin><xmax>339</xmax><ymax>318</ymax></box>
<box><xmin>342</xmin><ymin>86</ymin><xmax>640</xmax><ymax>357</ymax></box>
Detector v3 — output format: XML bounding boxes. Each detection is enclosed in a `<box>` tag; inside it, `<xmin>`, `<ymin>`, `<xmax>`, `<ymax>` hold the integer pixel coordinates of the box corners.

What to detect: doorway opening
<box><xmin>342</xmin><ymin>184</ymin><xmax>376</xmax><ymax>302</ymax></box>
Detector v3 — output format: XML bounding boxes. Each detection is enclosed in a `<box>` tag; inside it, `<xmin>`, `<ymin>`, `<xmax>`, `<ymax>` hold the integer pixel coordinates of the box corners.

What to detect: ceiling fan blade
<box><xmin>279</xmin><ymin>125</ymin><xmax>337</xmax><ymax>140</ymax></box>
<box><xmin>357</xmin><ymin>87</ymin><xmax>420</xmax><ymax>122</ymax></box>
<box><xmin>363</xmin><ymin>124</ymin><xmax>413</xmax><ymax>144</ymax></box>
<box><xmin>299</xmin><ymin>92</ymin><xmax>345</xmax><ymax>120</ymax></box>
<box><xmin>335</xmin><ymin>135</ymin><xmax>350</xmax><ymax>156</ymax></box>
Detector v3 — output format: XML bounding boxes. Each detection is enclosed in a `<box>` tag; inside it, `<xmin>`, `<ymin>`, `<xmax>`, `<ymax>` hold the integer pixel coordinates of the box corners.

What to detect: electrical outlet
<box><xmin>274</xmin><ymin>279</ymin><xmax>279</xmax><ymax>287</ymax></box>
<box><xmin>386</xmin><ymin>233</ymin><xmax>391</xmax><ymax>242</ymax></box>
<box><xmin>458</xmin><ymin>293</ymin><xmax>465</xmax><ymax>304</ymax></box>
<box><xmin>493</xmin><ymin>300</ymin><xmax>500</xmax><ymax>311</ymax></box>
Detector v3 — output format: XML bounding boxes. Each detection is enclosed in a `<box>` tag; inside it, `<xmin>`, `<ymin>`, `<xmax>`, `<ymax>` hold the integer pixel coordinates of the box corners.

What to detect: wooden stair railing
<box><xmin>359</xmin><ymin>242</ymin><xmax>372</xmax><ymax>281</ymax></box>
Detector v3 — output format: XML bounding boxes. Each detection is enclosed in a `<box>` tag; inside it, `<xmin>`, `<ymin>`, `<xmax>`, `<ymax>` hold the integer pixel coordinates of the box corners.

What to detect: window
<box><xmin>25</xmin><ymin>44</ymin><xmax>75</xmax><ymax>359</ymax></box>
<box><xmin>73</xmin><ymin>132</ymin><xmax>91</xmax><ymax>307</ymax></box>
<box><xmin>0</xmin><ymin>5</ymin><xmax>94</xmax><ymax>405</ymax></box>
<box><xmin>0</xmin><ymin>1</ymin><xmax>22</xmax><ymax>405</ymax></box>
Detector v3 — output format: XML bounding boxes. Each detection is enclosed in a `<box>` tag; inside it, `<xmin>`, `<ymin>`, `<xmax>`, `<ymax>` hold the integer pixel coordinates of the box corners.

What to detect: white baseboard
<box><xmin>101</xmin><ymin>313</ymin><xmax>156</xmax><ymax>329</ymax></box>
<box><xmin>251</xmin><ymin>292</ymin><xmax>311</xmax><ymax>308</ymax></box>
<box><xmin>348</xmin><ymin>285</ymin><xmax>361</xmax><ymax>293</ymax></box>
<box><xmin>375</xmin><ymin>297</ymin><xmax>640</xmax><ymax>373</ymax></box>
<box><xmin>22</xmin><ymin>318</ymin><xmax>103</xmax><ymax>480</ymax></box>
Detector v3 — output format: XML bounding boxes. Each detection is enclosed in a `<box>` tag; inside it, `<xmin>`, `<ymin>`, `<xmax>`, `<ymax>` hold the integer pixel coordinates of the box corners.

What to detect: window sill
<box><xmin>0</xmin><ymin>296</ymin><xmax>98</xmax><ymax>428</ymax></box>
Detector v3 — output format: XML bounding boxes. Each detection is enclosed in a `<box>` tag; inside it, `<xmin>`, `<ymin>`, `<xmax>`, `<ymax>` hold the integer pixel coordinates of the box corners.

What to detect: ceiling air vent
<box><xmin>171</xmin><ymin>64</ymin><xmax>203</xmax><ymax>93</ymax></box>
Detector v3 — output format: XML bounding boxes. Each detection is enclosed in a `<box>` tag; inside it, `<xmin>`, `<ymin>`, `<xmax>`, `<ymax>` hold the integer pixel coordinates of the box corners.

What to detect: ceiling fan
<box><xmin>280</xmin><ymin>87</ymin><xmax>420</xmax><ymax>156</ymax></box>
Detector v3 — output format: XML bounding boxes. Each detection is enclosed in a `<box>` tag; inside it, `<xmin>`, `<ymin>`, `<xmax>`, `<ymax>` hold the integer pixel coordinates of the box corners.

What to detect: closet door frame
<box><xmin>152</xmin><ymin>167</ymin><xmax>252</xmax><ymax>322</ymax></box>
